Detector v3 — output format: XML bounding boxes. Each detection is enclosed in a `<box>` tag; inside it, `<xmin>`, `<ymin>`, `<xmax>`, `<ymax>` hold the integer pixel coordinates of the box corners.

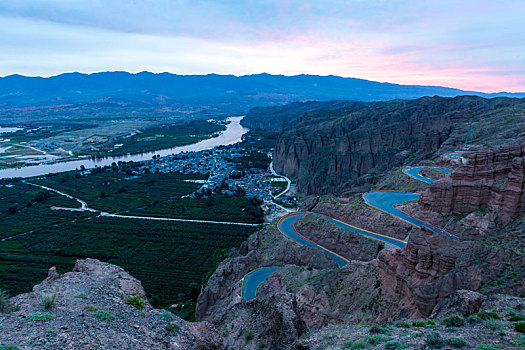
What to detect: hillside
<box><xmin>1</xmin><ymin>72</ymin><xmax>524</xmax><ymax>110</ymax></box>
<box><xmin>268</xmin><ymin>96</ymin><xmax>525</xmax><ymax>195</ymax></box>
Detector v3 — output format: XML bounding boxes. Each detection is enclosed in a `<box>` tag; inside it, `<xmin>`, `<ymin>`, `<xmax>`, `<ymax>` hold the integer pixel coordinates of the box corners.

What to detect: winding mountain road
<box><xmin>241</xmin><ymin>165</ymin><xmax>457</xmax><ymax>300</ymax></box>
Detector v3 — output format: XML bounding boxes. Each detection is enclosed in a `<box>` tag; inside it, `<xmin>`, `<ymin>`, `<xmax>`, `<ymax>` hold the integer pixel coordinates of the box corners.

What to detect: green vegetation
<box><xmin>366</xmin><ymin>335</ymin><xmax>392</xmax><ymax>344</ymax></box>
<box><xmin>0</xmin><ymin>345</ymin><xmax>18</xmax><ymax>350</ymax></box>
<box><xmin>93</xmin><ymin>310</ymin><xmax>114</xmax><ymax>321</ymax></box>
<box><xmin>244</xmin><ymin>331</ymin><xmax>254</xmax><ymax>342</ymax></box>
<box><xmin>445</xmin><ymin>337</ymin><xmax>469</xmax><ymax>348</ymax></box>
<box><xmin>41</xmin><ymin>292</ymin><xmax>56</xmax><ymax>310</ymax></box>
<box><xmin>87</xmin><ymin>119</ymin><xmax>227</xmax><ymax>157</ymax></box>
<box><xmin>441</xmin><ymin>314</ymin><xmax>465</xmax><ymax>327</ymax></box>
<box><xmin>0</xmin><ymin>289</ymin><xmax>9</xmax><ymax>313</ymax></box>
<box><xmin>509</xmin><ymin>314</ymin><xmax>525</xmax><ymax>322</ymax></box>
<box><xmin>384</xmin><ymin>341</ymin><xmax>407</xmax><ymax>349</ymax></box>
<box><xmin>165</xmin><ymin>323</ymin><xmax>180</xmax><ymax>333</ymax></box>
<box><xmin>124</xmin><ymin>295</ymin><xmax>145</xmax><ymax>310</ymax></box>
<box><xmin>0</xmin><ymin>168</ymin><xmax>260</xmax><ymax>318</ymax></box>
<box><xmin>425</xmin><ymin>332</ymin><xmax>445</xmax><ymax>348</ymax></box>
<box><xmin>476</xmin><ymin>345</ymin><xmax>496</xmax><ymax>350</ymax></box>
<box><xmin>37</xmin><ymin>168</ymin><xmax>263</xmax><ymax>223</ymax></box>
<box><xmin>410</xmin><ymin>319</ymin><xmax>436</xmax><ymax>327</ymax></box>
<box><xmin>231</xmin><ymin>150</ymin><xmax>270</xmax><ymax>171</ymax></box>
<box><xmin>26</xmin><ymin>312</ymin><xmax>52</xmax><ymax>322</ymax></box>
<box><xmin>369</xmin><ymin>325</ymin><xmax>391</xmax><ymax>335</ymax></box>
<box><xmin>515</xmin><ymin>321</ymin><xmax>525</xmax><ymax>334</ymax></box>
<box><xmin>84</xmin><ymin>305</ymin><xmax>98</xmax><ymax>312</ymax></box>
<box><xmin>75</xmin><ymin>294</ymin><xmax>88</xmax><ymax>300</ymax></box>
<box><xmin>475</xmin><ymin>311</ymin><xmax>500</xmax><ymax>320</ymax></box>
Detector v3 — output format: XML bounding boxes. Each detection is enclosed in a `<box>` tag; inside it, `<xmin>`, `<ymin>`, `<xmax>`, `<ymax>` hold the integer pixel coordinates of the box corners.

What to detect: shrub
<box><xmin>475</xmin><ymin>311</ymin><xmax>499</xmax><ymax>320</ymax></box>
<box><xmin>476</xmin><ymin>345</ymin><xmax>496</xmax><ymax>350</ymax></box>
<box><xmin>394</xmin><ymin>320</ymin><xmax>411</xmax><ymax>328</ymax></box>
<box><xmin>511</xmin><ymin>336</ymin><xmax>525</xmax><ymax>347</ymax></box>
<box><xmin>165</xmin><ymin>323</ymin><xmax>180</xmax><ymax>333</ymax></box>
<box><xmin>0</xmin><ymin>289</ymin><xmax>10</xmax><ymax>313</ymax></box>
<box><xmin>508</xmin><ymin>314</ymin><xmax>525</xmax><ymax>321</ymax></box>
<box><xmin>0</xmin><ymin>346</ymin><xmax>18</xmax><ymax>350</ymax></box>
<box><xmin>515</xmin><ymin>321</ymin><xmax>525</xmax><ymax>334</ymax></box>
<box><xmin>425</xmin><ymin>332</ymin><xmax>445</xmax><ymax>348</ymax></box>
<box><xmin>348</xmin><ymin>339</ymin><xmax>367</xmax><ymax>349</ymax></box>
<box><xmin>366</xmin><ymin>335</ymin><xmax>391</xmax><ymax>344</ymax></box>
<box><xmin>7</xmin><ymin>206</ymin><xmax>18</xmax><ymax>214</ymax></box>
<box><xmin>26</xmin><ymin>312</ymin><xmax>52</xmax><ymax>322</ymax></box>
<box><xmin>384</xmin><ymin>341</ymin><xmax>407</xmax><ymax>349</ymax></box>
<box><xmin>41</xmin><ymin>293</ymin><xmax>56</xmax><ymax>310</ymax></box>
<box><xmin>84</xmin><ymin>305</ymin><xmax>98</xmax><ymax>312</ymax></box>
<box><xmin>411</xmin><ymin>319</ymin><xmax>436</xmax><ymax>327</ymax></box>
<box><xmin>124</xmin><ymin>295</ymin><xmax>146</xmax><ymax>310</ymax></box>
<box><xmin>445</xmin><ymin>337</ymin><xmax>469</xmax><ymax>348</ymax></box>
<box><xmin>93</xmin><ymin>310</ymin><xmax>114</xmax><ymax>321</ymax></box>
<box><xmin>244</xmin><ymin>331</ymin><xmax>254</xmax><ymax>342</ymax></box>
<box><xmin>370</xmin><ymin>325</ymin><xmax>390</xmax><ymax>335</ymax></box>
<box><xmin>75</xmin><ymin>294</ymin><xmax>88</xmax><ymax>300</ymax></box>
<box><xmin>485</xmin><ymin>320</ymin><xmax>502</xmax><ymax>332</ymax></box>
<box><xmin>410</xmin><ymin>331</ymin><xmax>422</xmax><ymax>338</ymax></box>
<box><xmin>441</xmin><ymin>314</ymin><xmax>465</xmax><ymax>327</ymax></box>
<box><xmin>160</xmin><ymin>312</ymin><xmax>174</xmax><ymax>321</ymax></box>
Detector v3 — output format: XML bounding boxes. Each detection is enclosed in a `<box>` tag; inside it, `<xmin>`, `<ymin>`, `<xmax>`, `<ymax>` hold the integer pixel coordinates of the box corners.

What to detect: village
<box><xmin>136</xmin><ymin>144</ymin><xmax>298</xmax><ymax>215</ymax></box>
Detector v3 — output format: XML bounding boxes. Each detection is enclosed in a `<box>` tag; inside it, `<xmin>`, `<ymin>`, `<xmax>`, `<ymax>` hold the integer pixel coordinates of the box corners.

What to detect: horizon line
<box><xmin>1</xmin><ymin>70</ymin><xmax>524</xmax><ymax>95</ymax></box>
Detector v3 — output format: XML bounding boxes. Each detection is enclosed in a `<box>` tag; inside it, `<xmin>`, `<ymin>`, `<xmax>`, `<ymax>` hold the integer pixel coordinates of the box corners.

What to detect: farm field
<box><xmin>0</xmin><ymin>168</ymin><xmax>262</xmax><ymax>319</ymax></box>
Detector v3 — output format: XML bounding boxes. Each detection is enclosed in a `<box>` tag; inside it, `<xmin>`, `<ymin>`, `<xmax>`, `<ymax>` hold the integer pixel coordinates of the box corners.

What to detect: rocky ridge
<box><xmin>270</xmin><ymin>96</ymin><xmax>525</xmax><ymax>195</ymax></box>
<box><xmin>420</xmin><ymin>139</ymin><xmax>525</xmax><ymax>224</ymax></box>
<box><xmin>0</xmin><ymin>259</ymin><xmax>222</xmax><ymax>350</ymax></box>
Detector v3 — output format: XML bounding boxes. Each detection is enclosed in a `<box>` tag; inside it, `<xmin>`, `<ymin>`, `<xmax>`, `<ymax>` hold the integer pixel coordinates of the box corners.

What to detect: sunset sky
<box><xmin>1</xmin><ymin>0</ymin><xmax>524</xmax><ymax>92</ymax></box>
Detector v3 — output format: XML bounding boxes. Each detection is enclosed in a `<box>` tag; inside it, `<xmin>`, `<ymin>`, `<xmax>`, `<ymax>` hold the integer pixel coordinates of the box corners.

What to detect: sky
<box><xmin>0</xmin><ymin>0</ymin><xmax>524</xmax><ymax>92</ymax></box>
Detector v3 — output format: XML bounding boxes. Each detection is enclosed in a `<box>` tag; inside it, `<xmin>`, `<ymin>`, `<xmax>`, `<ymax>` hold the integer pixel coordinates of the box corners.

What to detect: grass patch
<box><xmin>93</xmin><ymin>310</ymin><xmax>114</xmax><ymax>322</ymax></box>
<box><xmin>84</xmin><ymin>305</ymin><xmax>98</xmax><ymax>312</ymax></box>
<box><xmin>26</xmin><ymin>312</ymin><xmax>52</xmax><ymax>322</ymax></box>
<box><xmin>165</xmin><ymin>323</ymin><xmax>180</xmax><ymax>333</ymax></box>
<box><xmin>41</xmin><ymin>292</ymin><xmax>57</xmax><ymax>310</ymax></box>
<box><xmin>124</xmin><ymin>295</ymin><xmax>146</xmax><ymax>310</ymax></box>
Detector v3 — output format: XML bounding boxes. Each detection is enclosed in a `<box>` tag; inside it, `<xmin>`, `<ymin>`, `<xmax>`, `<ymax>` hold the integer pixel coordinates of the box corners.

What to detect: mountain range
<box><xmin>1</xmin><ymin>72</ymin><xmax>524</xmax><ymax>109</ymax></box>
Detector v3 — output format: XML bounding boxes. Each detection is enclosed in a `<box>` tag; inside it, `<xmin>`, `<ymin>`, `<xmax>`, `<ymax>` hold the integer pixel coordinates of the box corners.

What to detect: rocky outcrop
<box><xmin>0</xmin><ymin>259</ymin><xmax>223</xmax><ymax>350</ymax></box>
<box><xmin>420</xmin><ymin>140</ymin><xmax>525</xmax><ymax>223</ymax></box>
<box><xmin>271</xmin><ymin>96</ymin><xmax>525</xmax><ymax>195</ymax></box>
<box><xmin>195</xmin><ymin>225</ymin><xmax>338</xmax><ymax>322</ymax></box>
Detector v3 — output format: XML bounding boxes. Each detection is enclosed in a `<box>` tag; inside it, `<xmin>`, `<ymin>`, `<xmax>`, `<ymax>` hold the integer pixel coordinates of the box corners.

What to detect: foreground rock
<box><xmin>0</xmin><ymin>259</ymin><xmax>222</xmax><ymax>350</ymax></box>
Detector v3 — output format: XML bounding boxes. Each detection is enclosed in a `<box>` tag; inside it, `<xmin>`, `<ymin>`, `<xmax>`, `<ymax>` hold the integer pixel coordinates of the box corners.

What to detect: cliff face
<box><xmin>271</xmin><ymin>96</ymin><xmax>525</xmax><ymax>195</ymax></box>
<box><xmin>420</xmin><ymin>140</ymin><xmax>525</xmax><ymax>223</ymax></box>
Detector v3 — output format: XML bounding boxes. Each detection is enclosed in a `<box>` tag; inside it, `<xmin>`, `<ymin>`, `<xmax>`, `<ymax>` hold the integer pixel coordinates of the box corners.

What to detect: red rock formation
<box><xmin>420</xmin><ymin>140</ymin><xmax>525</xmax><ymax>223</ymax></box>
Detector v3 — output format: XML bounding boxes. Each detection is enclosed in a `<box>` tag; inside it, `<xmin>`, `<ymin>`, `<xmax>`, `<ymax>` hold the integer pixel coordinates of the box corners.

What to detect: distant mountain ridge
<box><xmin>1</xmin><ymin>71</ymin><xmax>523</xmax><ymax>109</ymax></box>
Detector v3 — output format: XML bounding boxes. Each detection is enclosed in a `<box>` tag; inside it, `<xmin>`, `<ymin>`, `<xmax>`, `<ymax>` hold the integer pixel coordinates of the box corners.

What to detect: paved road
<box><xmin>362</xmin><ymin>190</ymin><xmax>458</xmax><ymax>240</ymax></box>
<box><xmin>100</xmin><ymin>212</ymin><xmax>262</xmax><ymax>226</ymax></box>
<box><xmin>270</xmin><ymin>161</ymin><xmax>291</xmax><ymax>199</ymax></box>
<box><xmin>241</xmin><ymin>163</ymin><xmax>458</xmax><ymax>300</ymax></box>
<box><xmin>402</xmin><ymin>166</ymin><xmax>453</xmax><ymax>184</ymax></box>
<box><xmin>278</xmin><ymin>213</ymin><xmax>350</xmax><ymax>267</ymax></box>
<box><xmin>241</xmin><ymin>267</ymin><xmax>282</xmax><ymax>300</ymax></box>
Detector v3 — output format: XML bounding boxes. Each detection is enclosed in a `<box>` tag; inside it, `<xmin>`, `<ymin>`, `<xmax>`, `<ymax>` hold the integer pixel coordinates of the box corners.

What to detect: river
<box><xmin>0</xmin><ymin>116</ymin><xmax>248</xmax><ymax>179</ymax></box>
